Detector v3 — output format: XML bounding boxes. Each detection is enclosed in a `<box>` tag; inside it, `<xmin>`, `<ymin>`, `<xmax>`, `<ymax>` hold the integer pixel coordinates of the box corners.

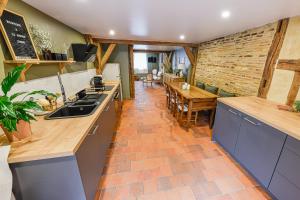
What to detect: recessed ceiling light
<box><xmin>221</xmin><ymin>10</ymin><xmax>231</xmax><ymax>19</ymax></box>
<box><xmin>179</xmin><ymin>35</ymin><xmax>185</xmax><ymax>40</ymax></box>
<box><xmin>109</xmin><ymin>30</ymin><xmax>115</xmax><ymax>36</ymax></box>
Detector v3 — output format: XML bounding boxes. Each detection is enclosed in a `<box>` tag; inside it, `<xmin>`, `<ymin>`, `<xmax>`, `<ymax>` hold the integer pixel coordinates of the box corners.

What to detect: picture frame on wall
<box><xmin>0</xmin><ymin>9</ymin><xmax>39</xmax><ymax>61</ymax></box>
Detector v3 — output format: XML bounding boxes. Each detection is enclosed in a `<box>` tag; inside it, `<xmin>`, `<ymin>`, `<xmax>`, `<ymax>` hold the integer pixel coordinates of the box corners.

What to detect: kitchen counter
<box><xmin>218</xmin><ymin>96</ymin><xmax>300</xmax><ymax>141</ymax></box>
<box><xmin>0</xmin><ymin>81</ymin><xmax>120</xmax><ymax>164</ymax></box>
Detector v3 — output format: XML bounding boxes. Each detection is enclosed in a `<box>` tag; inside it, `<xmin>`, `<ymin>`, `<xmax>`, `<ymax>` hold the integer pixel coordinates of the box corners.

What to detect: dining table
<box><xmin>168</xmin><ymin>82</ymin><xmax>218</xmax><ymax>131</ymax></box>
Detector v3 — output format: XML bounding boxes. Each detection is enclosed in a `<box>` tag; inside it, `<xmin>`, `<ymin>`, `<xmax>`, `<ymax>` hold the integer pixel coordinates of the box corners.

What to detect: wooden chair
<box><xmin>143</xmin><ymin>74</ymin><xmax>153</xmax><ymax>87</ymax></box>
<box><xmin>176</xmin><ymin>93</ymin><xmax>198</xmax><ymax>125</ymax></box>
<box><xmin>164</xmin><ymin>83</ymin><xmax>170</xmax><ymax>108</ymax></box>
<box><xmin>168</xmin><ymin>87</ymin><xmax>177</xmax><ymax>116</ymax></box>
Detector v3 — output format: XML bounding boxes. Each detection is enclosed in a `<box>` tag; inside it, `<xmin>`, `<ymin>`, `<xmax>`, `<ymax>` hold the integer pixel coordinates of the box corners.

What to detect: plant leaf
<box><xmin>13</xmin><ymin>101</ymin><xmax>42</xmax><ymax>111</ymax></box>
<box><xmin>0</xmin><ymin>96</ymin><xmax>17</xmax><ymax>118</ymax></box>
<box><xmin>22</xmin><ymin>90</ymin><xmax>56</xmax><ymax>100</ymax></box>
<box><xmin>1</xmin><ymin>118</ymin><xmax>17</xmax><ymax>132</ymax></box>
<box><xmin>10</xmin><ymin>92</ymin><xmax>28</xmax><ymax>101</ymax></box>
<box><xmin>1</xmin><ymin>65</ymin><xmax>26</xmax><ymax>96</ymax></box>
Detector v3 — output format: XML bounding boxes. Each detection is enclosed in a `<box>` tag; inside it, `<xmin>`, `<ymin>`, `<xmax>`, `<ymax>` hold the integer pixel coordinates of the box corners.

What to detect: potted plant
<box><xmin>0</xmin><ymin>65</ymin><xmax>54</xmax><ymax>143</ymax></box>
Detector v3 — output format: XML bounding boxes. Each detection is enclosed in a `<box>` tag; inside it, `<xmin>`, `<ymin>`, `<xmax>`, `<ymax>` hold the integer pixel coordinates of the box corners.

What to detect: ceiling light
<box><xmin>109</xmin><ymin>30</ymin><xmax>115</xmax><ymax>36</ymax></box>
<box><xmin>179</xmin><ymin>35</ymin><xmax>185</xmax><ymax>40</ymax></box>
<box><xmin>221</xmin><ymin>10</ymin><xmax>231</xmax><ymax>19</ymax></box>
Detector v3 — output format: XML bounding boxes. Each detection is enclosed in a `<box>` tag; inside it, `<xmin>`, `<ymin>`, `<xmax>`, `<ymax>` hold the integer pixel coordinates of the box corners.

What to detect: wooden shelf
<box><xmin>4</xmin><ymin>60</ymin><xmax>75</xmax><ymax>81</ymax></box>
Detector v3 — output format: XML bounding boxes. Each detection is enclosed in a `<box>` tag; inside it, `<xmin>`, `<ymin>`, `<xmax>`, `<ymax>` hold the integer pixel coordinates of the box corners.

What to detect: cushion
<box><xmin>219</xmin><ymin>89</ymin><xmax>236</xmax><ymax>97</ymax></box>
<box><xmin>205</xmin><ymin>84</ymin><xmax>219</xmax><ymax>94</ymax></box>
<box><xmin>196</xmin><ymin>81</ymin><xmax>205</xmax><ymax>89</ymax></box>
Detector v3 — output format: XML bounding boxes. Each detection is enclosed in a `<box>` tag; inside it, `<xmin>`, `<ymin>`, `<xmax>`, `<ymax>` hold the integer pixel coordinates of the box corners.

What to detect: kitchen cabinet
<box><xmin>234</xmin><ymin>115</ymin><xmax>286</xmax><ymax>187</ymax></box>
<box><xmin>269</xmin><ymin>136</ymin><xmax>300</xmax><ymax>200</ymax></box>
<box><xmin>11</xmin><ymin>95</ymin><xmax>117</xmax><ymax>200</ymax></box>
<box><xmin>213</xmin><ymin>102</ymin><xmax>242</xmax><ymax>155</ymax></box>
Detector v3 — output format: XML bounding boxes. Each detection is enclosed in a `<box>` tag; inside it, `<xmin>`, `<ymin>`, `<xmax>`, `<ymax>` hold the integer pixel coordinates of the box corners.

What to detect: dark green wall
<box><xmin>0</xmin><ymin>0</ymin><xmax>93</xmax><ymax>82</ymax></box>
<box><xmin>108</xmin><ymin>45</ymin><xmax>131</xmax><ymax>99</ymax></box>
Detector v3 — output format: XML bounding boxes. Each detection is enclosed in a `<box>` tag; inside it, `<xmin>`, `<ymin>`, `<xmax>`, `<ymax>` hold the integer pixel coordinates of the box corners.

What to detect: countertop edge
<box><xmin>217</xmin><ymin>97</ymin><xmax>300</xmax><ymax>141</ymax></box>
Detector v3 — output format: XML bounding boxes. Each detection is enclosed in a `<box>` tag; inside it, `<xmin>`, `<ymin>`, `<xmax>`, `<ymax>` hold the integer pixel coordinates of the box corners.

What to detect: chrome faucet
<box><xmin>57</xmin><ymin>72</ymin><xmax>67</xmax><ymax>104</ymax></box>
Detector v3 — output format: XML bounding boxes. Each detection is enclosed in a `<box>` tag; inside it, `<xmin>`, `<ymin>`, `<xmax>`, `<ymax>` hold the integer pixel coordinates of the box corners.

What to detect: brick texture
<box><xmin>195</xmin><ymin>22</ymin><xmax>277</xmax><ymax>96</ymax></box>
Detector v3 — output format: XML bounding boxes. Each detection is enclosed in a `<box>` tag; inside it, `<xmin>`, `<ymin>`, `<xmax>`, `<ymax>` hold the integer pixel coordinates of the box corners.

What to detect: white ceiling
<box><xmin>23</xmin><ymin>0</ymin><xmax>300</xmax><ymax>43</ymax></box>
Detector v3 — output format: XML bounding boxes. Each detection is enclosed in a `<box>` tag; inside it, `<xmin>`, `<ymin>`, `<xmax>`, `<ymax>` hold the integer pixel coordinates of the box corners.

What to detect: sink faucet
<box><xmin>57</xmin><ymin>72</ymin><xmax>67</xmax><ymax>104</ymax></box>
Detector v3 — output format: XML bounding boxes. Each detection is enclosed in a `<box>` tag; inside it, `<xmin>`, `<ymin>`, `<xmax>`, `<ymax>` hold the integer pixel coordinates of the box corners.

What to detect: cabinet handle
<box><xmin>89</xmin><ymin>125</ymin><xmax>99</xmax><ymax>136</ymax></box>
<box><xmin>244</xmin><ymin>117</ymin><xmax>261</xmax><ymax>126</ymax></box>
<box><xmin>228</xmin><ymin>109</ymin><xmax>238</xmax><ymax>115</ymax></box>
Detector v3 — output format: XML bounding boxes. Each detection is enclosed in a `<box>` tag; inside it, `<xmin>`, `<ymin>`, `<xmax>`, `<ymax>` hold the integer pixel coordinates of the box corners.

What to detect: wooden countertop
<box><xmin>218</xmin><ymin>96</ymin><xmax>300</xmax><ymax>140</ymax></box>
<box><xmin>0</xmin><ymin>81</ymin><xmax>120</xmax><ymax>164</ymax></box>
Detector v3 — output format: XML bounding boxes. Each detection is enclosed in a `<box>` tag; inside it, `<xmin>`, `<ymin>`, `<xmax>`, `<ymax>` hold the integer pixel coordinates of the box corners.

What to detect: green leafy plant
<box><xmin>294</xmin><ymin>101</ymin><xmax>300</xmax><ymax>112</ymax></box>
<box><xmin>0</xmin><ymin>65</ymin><xmax>55</xmax><ymax>132</ymax></box>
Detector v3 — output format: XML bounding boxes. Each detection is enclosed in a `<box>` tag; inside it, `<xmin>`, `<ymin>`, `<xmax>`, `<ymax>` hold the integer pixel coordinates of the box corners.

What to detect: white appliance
<box><xmin>102</xmin><ymin>63</ymin><xmax>123</xmax><ymax>100</ymax></box>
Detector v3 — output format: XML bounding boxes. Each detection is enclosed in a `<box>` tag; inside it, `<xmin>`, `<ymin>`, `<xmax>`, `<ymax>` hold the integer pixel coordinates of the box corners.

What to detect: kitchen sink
<box><xmin>45</xmin><ymin>93</ymin><xmax>108</xmax><ymax>120</ymax></box>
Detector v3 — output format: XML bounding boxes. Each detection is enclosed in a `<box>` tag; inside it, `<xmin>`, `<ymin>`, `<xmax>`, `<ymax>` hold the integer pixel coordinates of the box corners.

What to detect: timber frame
<box><xmin>258</xmin><ymin>18</ymin><xmax>289</xmax><ymax>98</ymax></box>
<box><xmin>184</xmin><ymin>47</ymin><xmax>198</xmax><ymax>85</ymax></box>
<box><xmin>84</xmin><ymin>34</ymin><xmax>116</xmax><ymax>74</ymax></box>
<box><xmin>277</xmin><ymin>59</ymin><xmax>300</xmax><ymax>106</ymax></box>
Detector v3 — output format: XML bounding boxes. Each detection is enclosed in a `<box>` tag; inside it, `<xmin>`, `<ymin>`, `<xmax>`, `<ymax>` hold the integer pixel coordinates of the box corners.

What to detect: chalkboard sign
<box><xmin>0</xmin><ymin>9</ymin><xmax>38</xmax><ymax>61</ymax></box>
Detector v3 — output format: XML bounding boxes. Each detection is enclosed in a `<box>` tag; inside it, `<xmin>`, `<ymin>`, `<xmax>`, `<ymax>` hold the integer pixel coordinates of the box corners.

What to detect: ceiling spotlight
<box><xmin>179</xmin><ymin>35</ymin><xmax>185</xmax><ymax>40</ymax></box>
<box><xmin>109</xmin><ymin>30</ymin><xmax>115</xmax><ymax>36</ymax></box>
<box><xmin>221</xmin><ymin>10</ymin><xmax>231</xmax><ymax>19</ymax></box>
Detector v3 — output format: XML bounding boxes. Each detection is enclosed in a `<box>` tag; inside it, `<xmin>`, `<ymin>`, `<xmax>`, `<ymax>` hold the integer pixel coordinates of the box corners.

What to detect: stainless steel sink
<box><xmin>45</xmin><ymin>94</ymin><xmax>108</xmax><ymax>120</ymax></box>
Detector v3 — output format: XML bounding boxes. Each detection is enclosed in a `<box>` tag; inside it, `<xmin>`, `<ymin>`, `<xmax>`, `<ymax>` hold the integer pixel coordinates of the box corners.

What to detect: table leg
<box><xmin>209</xmin><ymin>108</ymin><xmax>216</xmax><ymax>140</ymax></box>
<box><xmin>187</xmin><ymin>100</ymin><xmax>193</xmax><ymax>128</ymax></box>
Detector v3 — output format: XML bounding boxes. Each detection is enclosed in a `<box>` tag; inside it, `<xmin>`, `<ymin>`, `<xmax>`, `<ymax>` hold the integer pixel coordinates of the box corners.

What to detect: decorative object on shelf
<box><xmin>29</xmin><ymin>24</ymin><xmax>53</xmax><ymax>55</ymax></box>
<box><xmin>0</xmin><ymin>10</ymin><xmax>39</xmax><ymax>61</ymax></box>
<box><xmin>0</xmin><ymin>65</ymin><xmax>55</xmax><ymax>143</ymax></box>
<box><xmin>0</xmin><ymin>145</ymin><xmax>14</xmax><ymax>200</ymax></box>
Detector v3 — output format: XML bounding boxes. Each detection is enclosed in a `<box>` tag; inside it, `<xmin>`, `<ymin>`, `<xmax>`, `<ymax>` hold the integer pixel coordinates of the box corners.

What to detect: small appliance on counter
<box><xmin>90</xmin><ymin>75</ymin><xmax>105</xmax><ymax>91</ymax></box>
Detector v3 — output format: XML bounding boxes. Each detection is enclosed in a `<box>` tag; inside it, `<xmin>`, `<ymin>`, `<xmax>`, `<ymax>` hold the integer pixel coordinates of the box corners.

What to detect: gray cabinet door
<box><xmin>269</xmin><ymin>136</ymin><xmax>300</xmax><ymax>200</ymax></box>
<box><xmin>234</xmin><ymin>115</ymin><xmax>286</xmax><ymax>188</ymax></box>
<box><xmin>213</xmin><ymin>103</ymin><xmax>242</xmax><ymax>155</ymax></box>
<box><xmin>76</xmin><ymin>116</ymin><xmax>104</xmax><ymax>200</ymax></box>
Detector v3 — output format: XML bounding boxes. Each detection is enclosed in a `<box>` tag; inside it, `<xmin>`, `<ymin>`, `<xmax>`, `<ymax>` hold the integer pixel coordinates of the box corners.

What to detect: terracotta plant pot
<box><xmin>1</xmin><ymin>120</ymin><xmax>32</xmax><ymax>143</ymax></box>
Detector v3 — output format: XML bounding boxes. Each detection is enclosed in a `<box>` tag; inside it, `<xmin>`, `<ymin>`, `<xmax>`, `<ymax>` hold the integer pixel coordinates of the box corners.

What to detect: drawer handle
<box><xmin>228</xmin><ymin>109</ymin><xmax>238</xmax><ymax>115</ymax></box>
<box><xmin>89</xmin><ymin>125</ymin><xmax>99</xmax><ymax>136</ymax></box>
<box><xmin>244</xmin><ymin>118</ymin><xmax>261</xmax><ymax>126</ymax></box>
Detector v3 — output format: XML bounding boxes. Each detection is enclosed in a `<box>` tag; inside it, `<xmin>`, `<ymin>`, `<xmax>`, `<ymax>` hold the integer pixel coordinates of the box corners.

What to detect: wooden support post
<box><xmin>277</xmin><ymin>59</ymin><xmax>300</xmax><ymax>106</ymax></box>
<box><xmin>99</xmin><ymin>43</ymin><xmax>116</xmax><ymax>74</ymax></box>
<box><xmin>20</xmin><ymin>63</ymin><xmax>32</xmax><ymax>82</ymax></box>
<box><xmin>258</xmin><ymin>18</ymin><xmax>289</xmax><ymax>98</ymax></box>
<box><xmin>286</xmin><ymin>72</ymin><xmax>300</xmax><ymax>106</ymax></box>
<box><xmin>128</xmin><ymin>45</ymin><xmax>135</xmax><ymax>99</ymax></box>
<box><xmin>83</xmin><ymin>34</ymin><xmax>94</xmax><ymax>44</ymax></box>
<box><xmin>0</xmin><ymin>0</ymin><xmax>8</xmax><ymax>16</ymax></box>
<box><xmin>58</xmin><ymin>63</ymin><xmax>65</xmax><ymax>74</ymax></box>
<box><xmin>184</xmin><ymin>46</ymin><xmax>198</xmax><ymax>85</ymax></box>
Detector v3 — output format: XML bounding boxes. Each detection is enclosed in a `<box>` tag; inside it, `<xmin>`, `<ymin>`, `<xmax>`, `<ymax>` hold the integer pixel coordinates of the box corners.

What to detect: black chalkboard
<box><xmin>0</xmin><ymin>10</ymin><xmax>38</xmax><ymax>60</ymax></box>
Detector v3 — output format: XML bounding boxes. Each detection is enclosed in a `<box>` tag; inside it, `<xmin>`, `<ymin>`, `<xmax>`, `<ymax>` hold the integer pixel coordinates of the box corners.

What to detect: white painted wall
<box><xmin>7</xmin><ymin>69</ymin><xmax>96</xmax><ymax>102</ymax></box>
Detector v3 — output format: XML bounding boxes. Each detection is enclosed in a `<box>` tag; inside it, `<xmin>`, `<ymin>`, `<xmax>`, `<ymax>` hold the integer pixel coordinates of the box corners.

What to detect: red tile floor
<box><xmin>96</xmin><ymin>81</ymin><xmax>271</xmax><ymax>200</ymax></box>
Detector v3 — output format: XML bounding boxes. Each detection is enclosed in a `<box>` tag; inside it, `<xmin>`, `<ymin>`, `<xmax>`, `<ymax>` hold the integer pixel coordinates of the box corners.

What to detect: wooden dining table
<box><xmin>168</xmin><ymin>82</ymin><xmax>218</xmax><ymax>129</ymax></box>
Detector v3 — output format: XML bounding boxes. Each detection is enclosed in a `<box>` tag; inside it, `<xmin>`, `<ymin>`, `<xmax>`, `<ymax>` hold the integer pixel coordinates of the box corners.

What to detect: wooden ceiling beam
<box><xmin>0</xmin><ymin>0</ymin><xmax>8</xmax><ymax>16</ymax></box>
<box><xmin>83</xmin><ymin>34</ymin><xmax>94</xmax><ymax>44</ymax></box>
<box><xmin>133</xmin><ymin>49</ymin><xmax>172</xmax><ymax>54</ymax></box>
<box><xmin>93</xmin><ymin>38</ymin><xmax>198</xmax><ymax>47</ymax></box>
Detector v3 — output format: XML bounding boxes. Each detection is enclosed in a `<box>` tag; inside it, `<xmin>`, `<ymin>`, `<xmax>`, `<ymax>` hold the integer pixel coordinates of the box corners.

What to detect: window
<box><xmin>134</xmin><ymin>53</ymin><xmax>148</xmax><ymax>74</ymax></box>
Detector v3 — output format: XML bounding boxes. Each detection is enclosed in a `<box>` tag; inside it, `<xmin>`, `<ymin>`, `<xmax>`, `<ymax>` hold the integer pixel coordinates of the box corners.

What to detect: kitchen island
<box><xmin>0</xmin><ymin>81</ymin><xmax>121</xmax><ymax>200</ymax></box>
<box><xmin>213</xmin><ymin>96</ymin><xmax>300</xmax><ymax>200</ymax></box>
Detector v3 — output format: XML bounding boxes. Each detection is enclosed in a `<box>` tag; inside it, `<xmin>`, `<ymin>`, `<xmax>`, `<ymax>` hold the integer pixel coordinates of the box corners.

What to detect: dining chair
<box><xmin>168</xmin><ymin>87</ymin><xmax>177</xmax><ymax>116</ymax></box>
<box><xmin>176</xmin><ymin>93</ymin><xmax>199</xmax><ymax>125</ymax></box>
<box><xmin>143</xmin><ymin>74</ymin><xmax>153</xmax><ymax>87</ymax></box>
<box><xmin>164</xmin><ymin>83</ymin><xmax>170</xmax><ymax>108</ymax></box>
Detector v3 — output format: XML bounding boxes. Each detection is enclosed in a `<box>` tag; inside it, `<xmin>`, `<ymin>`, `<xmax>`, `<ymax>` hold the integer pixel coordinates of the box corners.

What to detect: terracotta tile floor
<box><xmin>97</xmin><ymin>81</ymin><xmax>271</xmax><ymax>200</ymax></box>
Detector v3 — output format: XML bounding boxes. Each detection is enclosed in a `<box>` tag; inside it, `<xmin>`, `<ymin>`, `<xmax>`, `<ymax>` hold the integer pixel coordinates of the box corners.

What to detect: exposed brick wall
<box><xmin>195</xmin><ymin>22</ymin><xmax>277</xmax><ymax>96</ymax></box>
